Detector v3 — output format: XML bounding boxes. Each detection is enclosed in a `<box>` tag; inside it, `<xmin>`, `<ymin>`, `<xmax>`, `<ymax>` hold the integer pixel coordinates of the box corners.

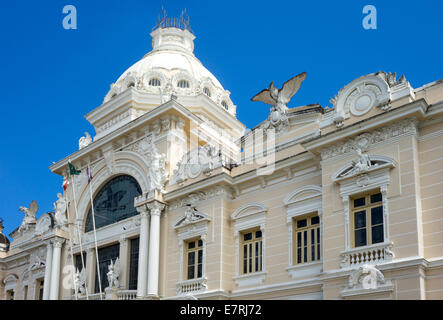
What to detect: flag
<box><xmin>62</xmin><ymin>178</ymin><xmax>69</xmax><ymax>191</ymax></box>
<box><xmin>86</xmin><ymin>166</ymin><xmax>93</xmax><ymax>184</ymax></box>
<box><xmin>68</xmin><ymin>162</ymin><xmax>81</xmax><ymax>176</ymax></box>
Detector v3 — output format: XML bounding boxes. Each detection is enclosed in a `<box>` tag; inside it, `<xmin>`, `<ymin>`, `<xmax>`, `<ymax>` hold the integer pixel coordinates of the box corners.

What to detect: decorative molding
<box><xmin>170</xmin><ymin>144</ymin><xmax>225</xmax><ymax>185</ymax></box>
<box><xmin>320</xmin><ymin>118</ymin><xmax>418</xmax><ymax>160</ymax></box>
<box><xmin>341</xmin><ymin>264</ymin><xmax>393</xmax><ymax>297</ymax></box>
<box><xmin>169</xmin><ymin>186</ymin><xmax>233</xmax><ymax>210</ymax></box>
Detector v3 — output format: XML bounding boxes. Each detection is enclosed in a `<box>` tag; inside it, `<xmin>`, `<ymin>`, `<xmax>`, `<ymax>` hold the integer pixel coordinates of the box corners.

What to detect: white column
<box><xmin>136</xmin><ymin>206</ymin><xmax>150</xmax><ymax>298</ymax></box>
<box><xmin>42</xmin><ymin>241</ymin><xmax>53</xmax><ymax>300</ymax></box>
<box><xmin>49</xmin><ymin>238</ymin><xmax>64</xmax><ymax>300</ymax></box>
<box><xmin>147</xmin><ymin>202</ymin><xmax>165</xmax><ymax>297</ymax></box>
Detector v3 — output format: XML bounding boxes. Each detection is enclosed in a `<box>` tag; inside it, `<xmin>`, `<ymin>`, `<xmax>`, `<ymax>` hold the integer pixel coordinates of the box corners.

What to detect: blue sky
<box><xmin>0</xmin><ymin>0</ymin><xmax>442</xmax><ymax>236</ymax></box>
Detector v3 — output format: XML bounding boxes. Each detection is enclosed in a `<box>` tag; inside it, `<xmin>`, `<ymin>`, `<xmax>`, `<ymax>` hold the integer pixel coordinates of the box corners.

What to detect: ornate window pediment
<box><xmin>333</xmin><ymin>152</ymin><xmax>396</xmax><ymax>182</ymax></box>
<box><xmin>174</xmin><ymin>205</ymin><xmax>211</xmax><ymax>230</ymax></box>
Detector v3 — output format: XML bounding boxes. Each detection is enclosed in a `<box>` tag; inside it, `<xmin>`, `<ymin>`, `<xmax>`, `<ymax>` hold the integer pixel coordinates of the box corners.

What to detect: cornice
<box><xmin>302</xmin><ymin>98</ymin><xmax>429</xmax><ymax>153</ymax></box>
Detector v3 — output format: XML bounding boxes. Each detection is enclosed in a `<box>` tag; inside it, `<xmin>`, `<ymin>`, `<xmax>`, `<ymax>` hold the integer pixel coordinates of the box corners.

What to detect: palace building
<box><xmin>1</xmin><ymin>14</ymin><xmax>443</xmax><ymax>300</ymax></box>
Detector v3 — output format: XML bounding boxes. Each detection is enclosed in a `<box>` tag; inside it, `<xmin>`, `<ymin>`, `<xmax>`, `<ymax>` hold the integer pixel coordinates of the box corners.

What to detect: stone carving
<box><xmin>29</xmin><ymin>252</ymin><xmax>45</xmax><ymax>271</ymax></box>
<box><xmin>18</xmin><ymin>200</ymin><xmax>38</xmax><ymax>232</ymax></box>
<box><xmin>175</xmin><ymin>205</ymin><xmax>208</xmax><ymax>228</ymax></box>
<box><xmin>106</xmin><ymin>258</ymin><xmax>120</xmax><ymax>289</ymax></box>
<box><xmin>347</xmin><ymin>264</ymin><xmax>386</xmax><ymax>290</ymax></box>
<box><xmin>321</xmin><ymin>118</ymin><xmax>418</xmax><ymax>160</ymax></box>
<box><xmin>340</xmin><ymin>149</ymin><xmax>372</xmax><ymax>178</ymax></box>
<box><xmin>170</xmin><ymin>145</ymin><xmax>224</xmax><ymax>185</ymax></box>
<box><xmin>34</xmin><ymin>214</ymin><xmax>53</xmax><ymax>236</ymax></box>
<box><xmin>103</xmin><ymin>148</ymin><xmax>115</xmax><ymax>174</ymax></box>
<box><xmin>74</xmin><ymin>268</ymin><xmax>86</xmax><ymax>296</ymax></box>
<box><xmin>251</xmin><ymin>72</ymin><xmax>307</xmax><ymax>134</ymax></box>
<box><xmin>53</xmin><ymin>193</ymin><xmax>68</xmax><ymax>230</ymax></box>
<box><xmin>78</xmin><ymin>132</ymin><xmax>92</xmax><ymax>150</ymax></box>
<box><xmin>147</xmin><ymin>141</ymin><xmax>168</xmax><ymax>192</ymax></box>
<box><xmin>124</xmin><ymin>136</ymin><xmax>152</xmax><ymax>155</ymax></box>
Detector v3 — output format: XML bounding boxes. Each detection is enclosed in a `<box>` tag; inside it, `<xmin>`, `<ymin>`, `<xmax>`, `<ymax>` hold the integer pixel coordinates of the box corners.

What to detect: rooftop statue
<box><xmin>53</xmin><ymin>193</ymin><xmax>68</xmax><ymax>229</ymax></box>
<box><xmin>251</xmin><ymin>72</ymin><xmax>307</xmax><ymax>133</ymax></box>
<box><xmin>251</xmin><ymin>72</ymin><xmax>307</xmax><ymax>110</ymax></box>
<box><xmin>18</xmin><ymin>200</ymin><xmax>38</xmax><ymax>232</ymax></box>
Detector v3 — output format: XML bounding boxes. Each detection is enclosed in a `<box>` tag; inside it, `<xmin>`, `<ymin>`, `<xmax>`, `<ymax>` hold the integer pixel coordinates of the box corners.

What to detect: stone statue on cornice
<box><xmin>53</xmin><ymin>193</ymin><xmax>68</xmax><ymax>230</ymax></box>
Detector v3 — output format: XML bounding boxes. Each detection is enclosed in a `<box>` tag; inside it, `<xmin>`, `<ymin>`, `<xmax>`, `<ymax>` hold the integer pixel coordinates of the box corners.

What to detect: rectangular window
<box><xmin>128</xmin><ymin>237</ymin><xmax>139</xmax><ymax>290</ymax></box>
<box><xmin>351</xmin><ymin>191</ymin><xmax>384</xmax><ymax>248</ymax></box>
<box><xmin>241</xmin><ymin>228</ymin><xmax>263</xmax><ymax>274</ymax></box>
<box><xmin>293</xmin><ymin>214</ymin><xmax>321</xmax><ymax>265</ymax></box>
<box><xmin>185</xmin><ymin>238</ymin><xmax>203</xmax><ymax>280</ymax></box>
<box><xmin>36</xmin><ymin>279</ymin><xmax>44</xmax><ymax>300</ymax></box>
<box><xmin>24</xmin><ymin>285</ymin><xmax>28</xmax><ymax>300</ymax></box>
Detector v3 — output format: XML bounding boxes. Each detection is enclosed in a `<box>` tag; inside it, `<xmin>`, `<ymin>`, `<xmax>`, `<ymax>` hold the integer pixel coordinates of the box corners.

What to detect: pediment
<box><xmin>333</xmin><ymin>154</ymin><xmax>396</xmax><ymax>182</ymax></box>
<box><xmin>174</xmin><ymin>206</ymin><xmax>211</xmax><ymax>229</ymax></box>
<box><xmin>231</xmin><ymin>203</ymin><xmax>267</xmax><ymax>220</ymax></box>
<box><xmin>284</xmin><ymin>185</ymin><xmax>322</xmax><ymax>206</ymax></box>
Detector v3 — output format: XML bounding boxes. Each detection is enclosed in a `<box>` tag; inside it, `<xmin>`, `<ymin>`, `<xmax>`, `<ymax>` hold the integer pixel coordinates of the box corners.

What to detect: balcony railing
<box><xmin>340</xmin><ymin>242</ymin><xmax>394</xmax><ymax>268</ymax></box>
<box><xmin>176</xmin><ymin>277</ymin><xmax>207</xmax><ymax>295</ymax></box>
<box><xmin>117</xmin><ymin>290</ymin><xmax>137</xmax><ymax>300</ymax></box>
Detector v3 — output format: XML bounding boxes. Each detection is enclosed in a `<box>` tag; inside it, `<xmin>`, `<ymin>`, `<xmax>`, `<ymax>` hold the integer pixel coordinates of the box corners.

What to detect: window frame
<box><xmin>184</xmin><ymin>237</ymin><xmax>204</xmax><ymax>280</ymax></box>
<box><xmin>350</xmin><ymin>190</ymin><xmax>384</xmax><ymax>248</ymax></box>
<box><xmin>293</xmin><ymin>213</ymin><xmax>321</xmax><ymax>265</ymax></box>
<box><xmin>240</xmin><ymin>228</ymin><xmax>263</xmax><ymax>275</ymax></box>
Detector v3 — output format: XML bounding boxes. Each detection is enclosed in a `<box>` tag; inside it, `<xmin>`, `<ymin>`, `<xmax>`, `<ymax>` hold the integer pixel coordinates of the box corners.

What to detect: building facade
<box><xmin>1</xmin><ymin>16</ymin><xmax>443</xmax><ymax>300</ymax></box>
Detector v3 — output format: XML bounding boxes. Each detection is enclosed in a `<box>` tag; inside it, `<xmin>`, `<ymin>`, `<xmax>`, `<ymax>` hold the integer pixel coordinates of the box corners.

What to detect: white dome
<box><xmin>116</xmin><ymin>50</ymin><xmax>224</xmax><ymax>90</ymax></box>
<box><xmin>104</xmin><ymin>25</ymin><xmax>235</xmax><ymax>115</ymax></box>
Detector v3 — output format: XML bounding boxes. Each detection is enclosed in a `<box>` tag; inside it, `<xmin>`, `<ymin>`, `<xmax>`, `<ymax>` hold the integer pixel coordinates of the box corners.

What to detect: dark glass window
<box><xmin>128</xmin><ymin>238</ymin><xmax>139</xmax><ymax>290</ymax></box>
<box><xmin>95</xmin><ymin>244</ymin><xmax>120</xmax><ymax>293</ymax></box>
<box><xmin>297</xmin><ymin>219</ymin><xmax>307</xmax><ymax>228</ymax></box>
<box><xmin>85</xmin><ymin>175</ymin><xmax>142</xmax><ymax>232</ymax></box>
<box><xmin>370</xmin><ymin>193</ymin><xmax>382</xmax><ymax>204</ymax></box>
<box><xmin>354</xmin><ymin>197</ymin><xmax>366</xmax><ymax>207</ymax></box>
<box><xmin>243</xmin><ymin>233</ymin><xmax>252</xmax><ymax>241</ymax></box>
<box><xmin>311</xmin><ymin>216</ymin><xmax>320</xmax><ymax>225</ymax></box>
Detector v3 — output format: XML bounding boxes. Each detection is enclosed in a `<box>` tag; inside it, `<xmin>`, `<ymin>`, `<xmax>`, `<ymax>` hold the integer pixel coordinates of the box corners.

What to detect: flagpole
<box><xmin>64</xmin><ymin>175</ymin><xmax>78</xmax><ymax>301</ymax></box>
<box><xmin>69</xmin><ymin>162</ymin><xmax>89</xmax><ymax>300</ymax></box>
<box><xmin>87</xmin><ymin>164</ymin><xmax>103</xmax><ymax>299</ymax></box>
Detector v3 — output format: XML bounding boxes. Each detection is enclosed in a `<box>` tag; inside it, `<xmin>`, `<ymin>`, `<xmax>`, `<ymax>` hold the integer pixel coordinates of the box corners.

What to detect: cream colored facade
<box><xmin>1</xmin><ymin>18</ymin><xmax>443</xmax><ymax>300</ymax></box>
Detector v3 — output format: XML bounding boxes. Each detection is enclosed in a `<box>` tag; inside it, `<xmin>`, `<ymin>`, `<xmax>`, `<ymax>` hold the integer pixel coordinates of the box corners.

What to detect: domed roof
<box><xmin>103</xmin><ymin>19</ymin><xmax>235</xmax><ymax>115</ymax></box>
<box><xmin>116</xmin><ymin>50</ymin><xmax>224</xmax><ymax>90</ymax></box>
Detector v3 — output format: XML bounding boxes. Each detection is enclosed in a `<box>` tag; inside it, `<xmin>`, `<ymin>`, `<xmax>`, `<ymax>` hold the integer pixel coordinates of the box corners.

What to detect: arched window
<box><xmin>203</xmin><ymin>87</ymin><xmax>211</xmax><ymax>97</ymax></box>
<box><xmin>177</xmin><ymin>80</ymin><xmax>190</xmax><ymax>89</ymax></box>
<box><xmin>149</xmin><ymin>78</ymin><xmax>161</xmax><ymax>87</ymax></box>
<box><xmin>85</xmin><ymin>175</ymin><xmax>142</xmax><ymax>232</ymax></box>
<box><xmin>221</xmin><ymin>100</ymin><xmax>229</xmax><ymax>110</ymax></box>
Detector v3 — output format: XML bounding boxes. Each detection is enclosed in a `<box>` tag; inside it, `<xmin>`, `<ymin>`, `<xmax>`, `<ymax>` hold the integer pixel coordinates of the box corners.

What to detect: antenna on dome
<box><xmin>158</xmin><ymin>6</ymin><xmax>167</xmax><ymax>24</ymax></box>
<box><xmin>152</xmin><ymin>7</ymin><xmax>193</xmax><ymax>34</ymax></box>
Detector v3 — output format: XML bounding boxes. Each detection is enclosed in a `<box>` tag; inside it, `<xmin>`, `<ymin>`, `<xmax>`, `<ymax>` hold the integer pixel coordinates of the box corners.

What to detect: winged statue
<box><xmin>251</xmin><ymin>72</ymin><xmax>307</xmax><ymax>133</ymax></box>
<box><xmin>74</xmin><ymin>268</ymin><xmax>86</xmax><ymax>296</ymax></box>
<box><xmin>106</xmin><ymin>258</ymin><xmax>120</xmax><ymax>289</ymax></box>
<box><xmin>251</xmin><ymin>72</ymin><xmax>307</xmax><ymax>110</ymax></box>
<box><xmin>79</xmin><ymin>132</ymin><xmax>92</xmax><ymax>150</ymax></box>
<box><xmin>18</xmin><ymin>200</ymin><xmax>38</xmax><ymax>231</ymax></box>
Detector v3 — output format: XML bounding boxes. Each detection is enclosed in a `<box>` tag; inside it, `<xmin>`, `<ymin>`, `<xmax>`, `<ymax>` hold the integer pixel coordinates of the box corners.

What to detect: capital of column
<box><xmin>136</xmin><ymin>205</ymin><xmax>150</xmax><ymax>218</ymax></box>
<box><xmin>52</xmin><ymin>238</ymin><xmax>65</xmax><ymax>248</ymax></box>
<box><xmin>119</xmin><ymin>235</ymin><xmax>127</xmax><ymax>246</ymax></box>
<box><xmin>147</xmin><ymin>201</ymin><xmax>165</xmax><ymax>217</ymax></box>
